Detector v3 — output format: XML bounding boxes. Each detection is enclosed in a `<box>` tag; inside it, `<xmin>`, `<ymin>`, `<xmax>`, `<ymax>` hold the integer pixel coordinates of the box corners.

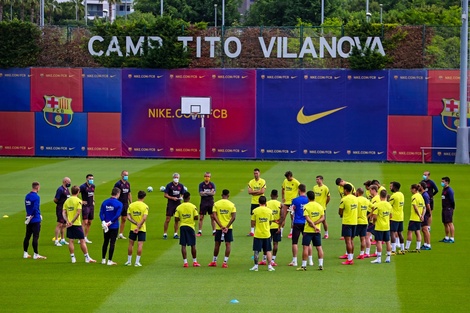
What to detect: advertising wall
<box><xmin>0</xmin><ymin>68</ymin><xmax>467</xmax><ymax>162</ymax></box>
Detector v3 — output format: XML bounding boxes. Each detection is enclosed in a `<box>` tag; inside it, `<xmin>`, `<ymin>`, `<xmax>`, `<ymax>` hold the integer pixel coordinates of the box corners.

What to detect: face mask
<box><xmin>173</xmin><ymin>178</ymin><xmax>179</xmax><ymax>183</ymax></box>
<box><xmin>66</xmin><ymin>183</ymin><xmax>71</xmax><ymax>188</ymax></box>
<box><xmin>88</xmin><ymin>179</ymin><xmax>94</xmax><ymax>185</ymax></box>
<box><xmin>441</xmin><ymin>182</ymin><xmax>445</xmax><ymax>187</ymax></box>
<box><xmin>123</xmin><ymin>175</ymin><xmax>128</xmax><ymax>181</ymax></box>
<box><xmin>422</xmin><ymin>175</ymin><xmax>427</xmax><ymax>180</ymax></box>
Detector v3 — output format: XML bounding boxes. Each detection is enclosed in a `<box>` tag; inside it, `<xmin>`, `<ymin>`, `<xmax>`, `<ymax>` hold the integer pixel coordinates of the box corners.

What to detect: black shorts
<box><xmin>421</xmin><ymin>214</ymin><xmax>430</xmax><ymax>227</ymax></box>
<box><xmin>374</xmin><ymin>230</ymin><xmax>390</xmax><ymax>242</ymax></box>
<box><xmin>179</xmin><ymin>226</ymin><xmax>196</xmax><ymax>246</ymax></box>
<box><xmin>166</xmin><ymin>203</ymin><xmax>179</xmax><ymax>217</ymax></box>
<box><xmin>355</xmin><ymin>224</ymin><xmax>367</xmax><ymax>237</ymax></box>
<box><xmin>253</xmin><ymin>237</ymin><xmax>272</xmax><ymax>253</ymax></box>
<box><xmin>442</xmin><ymin>208</ymin><xmax>454</xmax><ymax>224</ymax></box>
<box><xmin>408</xmin><ymin>221</ymin><xmax>421</xmax><ymax>231</ymax></box>
<box><xmin>250</xmin><ymin>204</ymin><xmax>258</xmax><ymax>215</ymax></box>
<box><xmin>129</xmin><ymin>230</ymin><xmax>146</xmax><ymax>241</ymax></box>
<box><xmin>214</xmin><ymin>229</ymin><xmax>233</xmax><ymax>242</ymax></box>
<box><xmin>302</xmin><ymin>232</ymin><xmax>321</xmax><ymax>247</ymax></box>
<box><xmin>367</xmin><ymin>222</ymin><xmax>375</xmax><ymax>233</ymax></box>
<box><xmin>199</xmin><ymin>203</ymin><xmax>214</xmax><ymax>215</ymax></box>
<box><xmin>292</xmin><ymin>223</ymin><xmax>304</xmax><ymax>245</ymax></box>
<box><xmin>390</xmin><ymin>221</ymin><xmax>403</xmax><ymax>232</ymax></box>
<box><xmin>67</xmin><ymin>225</ymin><xmax>84</xmax><ymax>240</ymax></box>
<box><xmin>82</xmin><ymin>205</ymin><xmax>94</xmax><ymax>220</ymax></box>
<box><xmin>121</xmin><ymin>203</ymin><xmax>129</xmax><ymax>217</ymax></box>
<box><xmin>341</xmin><ymin>224</ymin><xmax>357</xmax><ymax>238</ymax></box>
<box><xmin>270</xmin><ymin>229</ymin><xmax>282</xmax><ymax>243</ymax></box>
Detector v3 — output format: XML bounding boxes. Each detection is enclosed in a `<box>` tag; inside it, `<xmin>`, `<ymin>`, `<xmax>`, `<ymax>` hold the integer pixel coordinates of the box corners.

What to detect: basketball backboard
<box><xmin>181</xmin><ymin>97</ymin><xmax>211</xmax><ymax>115</ymax></box>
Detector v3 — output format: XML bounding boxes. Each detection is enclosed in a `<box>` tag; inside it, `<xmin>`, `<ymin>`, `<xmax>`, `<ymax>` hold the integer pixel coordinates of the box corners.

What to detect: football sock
<box><xmin>416</xmin><ymin>241</ymin><xmax>421</xmax><ymax>249</ymax></box>
<box><xmin>213</xmin><ymin>256</ymin><xmax>218</xmax><ymax>262</ymax></box>
<box><xmin>224</xmin><ymin>257</ymin><xmax>229</xmax><ymax>262</ymax></box>
<box><xmin>405</xmin><ymin>240</ymin><xmax>411</xmax><ymax>249</ymax></box>
<box><xmin>319</xmin><ymin>258</ymin><xmax>323</xmax><ymax>266</ymax></box>
<box><xmin>136</xmin><ymin>256</ymin><xmax>141</xmax><ymax>263</ymax></box>
<box><xmin>301</xmin><ymin>260</ymin><xmax>307</xmax><ymax>267</ymax></box>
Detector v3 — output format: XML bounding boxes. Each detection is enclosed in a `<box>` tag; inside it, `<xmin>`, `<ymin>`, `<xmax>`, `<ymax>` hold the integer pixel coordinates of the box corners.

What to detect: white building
<box><xmin>57</xmin><ymin>0</ymin><xmax>134</xmax><ymax>21</ymax></box>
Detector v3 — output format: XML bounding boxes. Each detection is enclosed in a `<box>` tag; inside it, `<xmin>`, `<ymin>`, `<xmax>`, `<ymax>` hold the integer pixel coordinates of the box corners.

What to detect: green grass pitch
<box><xmin>0</xmin><ymin>158</ymin><xmax>468</xmax><ymax>313</ymax></box>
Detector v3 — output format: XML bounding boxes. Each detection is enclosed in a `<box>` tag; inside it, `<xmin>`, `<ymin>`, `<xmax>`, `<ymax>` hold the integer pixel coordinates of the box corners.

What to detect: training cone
<box><xmin>230</xmin><ymin>299</ymin><xmax>239</xmax><ymax>304</ymax></box>
<box><xmin>3</xmin><ymin>215</ymin><xmax>9</xmax><ymax>218</ymax></box>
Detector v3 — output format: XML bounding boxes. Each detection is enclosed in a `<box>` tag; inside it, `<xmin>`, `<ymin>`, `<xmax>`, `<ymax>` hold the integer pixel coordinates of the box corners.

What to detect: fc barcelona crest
<box><xmin>440</xmin><ymin>98</ymin><xmax>470</xmax><ymax>132</ymax></box>
<box><xmin>43</xmin><ymin>95</ymin><xmax>74</xmax><ymax>128</ymax></box>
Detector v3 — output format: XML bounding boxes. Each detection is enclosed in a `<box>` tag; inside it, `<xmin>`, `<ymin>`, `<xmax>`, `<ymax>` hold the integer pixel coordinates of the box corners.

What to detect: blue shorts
<box><xmin>67</xmin><ymin>225</ymin><xmax>84</xmax><ymax>240</ymax></box>
<box><xmin>374</xmin><ymin>230</ymin><xmax>390</xmax><ymax>242</ymax></box>
<box><xmin>390</xmin><ymin>221</ymin><xmax>403</xmax><ymax>232</ymax></box>
<box><xmin>179</xmin><ymin>226</ymin><xmax>196</xmax><ymax>246</ymax></box>
<box><xmin>302</xmin><ymin>232</ymin><xmax>322</xmax><ymax>247</ymax></box>
<box><xmin>253</xmin><ymin>237</ymin><xmax>272</xmax><ymax>253</ymax></box>
<box><xmin>355</xmin><ymin>224</ymin><xmax>367</xmax><ymax>237</ymax></box>
<box><xmin>408</xmin><ymin>221</ymin><xmax>421</xmax><ymax>231</ymax></box>
<box><xmin>214</xmin><ymin>229</ymin><xmax>233</xmax><ymax>242</ymax></box>
<box><xmin>421</xmin><ymin>214</ymin><xmax>430</xmax><ymax>227</ymax></box>
<box><xmin>270</xmin><ymin>229</ymin><xmax>282</xmax><ymax>243</ymax></box>
<box><xmin>367</xmin><ymin>222</ymin><xmax>375</xmax><ymax>233</ymax></box>
<box><xmin>129</xmin><ymin>231</ymin><xmax>146</xmax><ymax>242</ymax></box>
<box><xmin>82</xmin><ymin>205</ymin><xmax>94</xmax><ymax>220</ymax></box>
<box><xmin>341</xmin><ymin>224</ymin><xmax>357</xmax><ymax>238</ymax></box>
<box><xmin>442</xmin><ymin>208</ymin><xmax>454</xmax><ymax>224</ymax></box>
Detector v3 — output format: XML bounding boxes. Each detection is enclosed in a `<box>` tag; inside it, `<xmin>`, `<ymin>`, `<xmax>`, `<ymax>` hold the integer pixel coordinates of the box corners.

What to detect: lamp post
<box><xmin>222</xmin><ymin>0</ymin><xmax>225</xmax><ymax>27</ymax></box>
<box><xmin>214</xmin><ymin>4</ymin><xmax>217</xmax><ymax>29</ymax></box>
<box><xmin>366</xmin><ymin>0</ymin><xmax>370</xmax><ymax>22</ymax></box>
<box><xmin>85</xmin><ymin>0</ymin><xmax>88</xmax><ymax>26</ymax></box>
<box><xmin>321</xmin><ymin>0</ymin><xmax>324</xmax><ymax>25</ymax></box>
<box><xmin>40</xmin><ymin>0</ymin><xmax>44</xmax><ymax>27</ymax></box>
<box><xmin>380</xmin><ymin>4</ymin><xmax>383</xmax><ymax>24</ymax></box>
<box><xmin>161</xmin><ymin>0</ymin><xmax>163</xmax><ymax>17</ymax></box>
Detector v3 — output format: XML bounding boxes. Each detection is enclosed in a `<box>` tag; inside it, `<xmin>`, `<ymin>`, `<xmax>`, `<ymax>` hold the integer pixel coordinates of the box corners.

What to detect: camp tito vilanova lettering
<box><xmin>88</xmin><ymin>35</ymin><xmax>385</xmax><ymax>59</ymax></box>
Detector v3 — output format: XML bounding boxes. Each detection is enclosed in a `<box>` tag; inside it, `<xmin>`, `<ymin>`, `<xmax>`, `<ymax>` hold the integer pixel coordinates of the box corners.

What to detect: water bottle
<box><xmin>221</xmin><ymin>232</ymin><xmax>225</xmax><ymax>241</ymax></box>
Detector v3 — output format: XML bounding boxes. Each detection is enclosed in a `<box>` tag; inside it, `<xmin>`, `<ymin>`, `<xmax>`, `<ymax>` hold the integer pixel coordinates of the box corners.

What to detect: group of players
<box><xmin>22</xmin><ymin>168</ymin><xmax>456</xmax><ymax>271</ymax></box>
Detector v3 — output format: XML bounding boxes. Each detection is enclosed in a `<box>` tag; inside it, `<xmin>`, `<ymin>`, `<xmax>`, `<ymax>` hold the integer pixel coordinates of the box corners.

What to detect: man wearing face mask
<box><xmin>197</xmin><ymin>172</ymin><xmax>216</xmax><ymax>237</ymax></box>
<box><xmin>439</xmin><ymin>177</ymin><xmax>455</xmax><ymax>243</ymax></box>
<box><xmin>114</xmin><ymin>170</ymin><xmax>132</xmax><ymax>239</ymax></box>
<box><xmin>80</xmin><ymin>174</ymin><xmax>95</xmax><ymax>244</ymax></box>
<box><xmin>163</xmin><ymin>173</ymin><xmax>186</xmax><ymax>239</ymax></box>
<box><xmin>54</xmin><ymin>177</ymin><xmax>71</xmax><ymax>247</ymax></box>
<box><xmin>422</xmin><ymin>171</ymin><xmax>439</xmax><ymax>212</ymax></box>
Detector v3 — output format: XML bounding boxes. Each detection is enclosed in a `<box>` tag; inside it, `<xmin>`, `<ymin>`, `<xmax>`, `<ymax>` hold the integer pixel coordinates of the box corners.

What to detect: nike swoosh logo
<box><xmin>242</xmin><ymin>76</ymin><xmax>248</xmax><ymax>79</ymax></box>
<box><xmin>241</xmin><ymin>150</ymin><xmax>247</xmax><ymax>153</ymax></box>
<box><xmin>334</xmin><ymin>151</ymin><xmax>340</xmax><ymax>154</ymax></box>
<box><xmin>378</xmin><ymin>151</ymin><xmax>384</xmax><ymax>155</ymax></box>
<box><xmin>296</xmin><ymin>106</ymin><xmax>347</xmax><ymax>124</ymax></box>
<box><xmin>157</xmin><ymin>75</ymin><xmax>163</xmax><ymax>78</ymax></box>
<box><xmin>157</xmin><ymin>148</ymin><xmax>164</xmax><ymax>152</ymax></box>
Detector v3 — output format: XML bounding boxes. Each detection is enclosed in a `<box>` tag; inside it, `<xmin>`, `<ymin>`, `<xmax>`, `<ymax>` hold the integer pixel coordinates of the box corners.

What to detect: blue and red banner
<box><xmin>0</xmin><ymin>68</ymin><xmax>31</xmax><ymax>112</ymax></box>
<box><xmin>87</xmin><ymin>113</ymin><xmax>122</xmax><ymax>157</ymax></box>
<box><xmin>83</xmin><ymin>68</ymin><xmax>122</xmax><ymax>113</ymax></box>
<box><xmin>0</xmin><ymin>112</ymin><xmax>35</xmax><ymax>156</ymax></box>
<box><xmin>389</xmin><ymin>69</ymin><xmax>428</xmax><ymax>116</ymax></box>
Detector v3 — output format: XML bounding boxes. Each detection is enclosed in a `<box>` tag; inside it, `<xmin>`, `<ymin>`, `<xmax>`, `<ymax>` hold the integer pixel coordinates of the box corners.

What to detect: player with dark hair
<box><xmin>313</xmin><ymin>175</ymin><xmax>330</xmax><ymax>239</ymax></box>
<box><xmin>125</xmin><ymin>190</ymin><xmax>149</xmax><ymax>267</ymax></box>
<box><xmin>422</xmin><ymin>171</ymin><xmax>439</xmax><ymax>212</ymax></box>
<box><xmin>370</xmin><ymin>190</ymin><xmax>393</xmax><ymax>264</ymax></box>
<box><xmin>419</xmin><ymin>181</ymin><xmax>432</xmax><ymax>250</ymax></box>
<box><xmin>250</xmin><ymin>196</ymin><xmax>275</xmax><ymax>272</ymax></box>
<box><xmin>197</xmin><ymin>172</ymin><xmax>216</xmax><ymax>237</ymax></box>
<box><xmin>99</xmin><ymin>187</ymin><xmax>122</xmax><ymax>265</ymax></box>
<box><xmin>247</xmin><ymin>168</ymin><xmax>266</xmax><ymax>236</ymax></box>
<box><xmin>355</xmin><ymin>188</ymin><xmax>371</xmax><ymax>259</ymax></box>
<box><xmin>389</xmin><ymin>181</ymin><xmax>405</xmax><ymax>254</ymax></box>
<box><xmin>209</xmin><ymin>189</ymin><xmax>236</xmax><ymax>268</ymax></box>
<box><xmin>23</xmin><ymin>181</ymin><xmax>46</xmax><ymax>260</ymax></box>
<box><xmin>336</xmin><ymin>178</ymin><xmax>356</xmax><ymax>199</ymax></box>
<box><xmin>114</xmin><ymin>170</ymin><xmax>132</xmax><ymax>240</ymax></box>
<box><xmin>80</xmin><ymin>173</ymin><xmax>95</xmax><ymax>244</ymax></box>
<box><xmin>175</xmin><ymin>192</ymin><xmax>200</xmax><ymax>267</ymax></box>
<box><xmin>297</xmin><ymin>190</ymin><xmax>325</xmax><ymax>271</ymax></box>
<box><xmin>405</xmin><ymin>184</ymin><xmax>424</xmax><ymax>252</ymax></box>
<box><xmin>63</xmin><ymin>186</ymin><xmax>96</xmax><ymax>263</ymax></box>
<box><xmin>281</xmin><ymin>171</ymin><xmax>300</xmax><ymax>239</ymax></box>
<box><xmin>54</xmin><ymin>177</ymin><xmax>71</xmax><ymax>247</ymax></box>
<box><xmin>439</xmin><ymin>177</ymin><xmax>455</xmax><ymax>243</ymax></box>
<box><xmin>266</xmin><ymin>189</ymin><xmax>282</xmax><ymax>266</ymax></box>
<box><xmin>338</xmin><ymin>184</ymin><xmax>358</xmax><ymax>265</ymax></box>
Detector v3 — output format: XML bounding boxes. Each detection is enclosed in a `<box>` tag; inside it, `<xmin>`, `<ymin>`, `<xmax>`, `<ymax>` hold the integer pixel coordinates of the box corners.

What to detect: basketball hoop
<box><xmin>191</xmin><ymin>112</ymin><xmax>198</xmax><ymax>120</ymax></box>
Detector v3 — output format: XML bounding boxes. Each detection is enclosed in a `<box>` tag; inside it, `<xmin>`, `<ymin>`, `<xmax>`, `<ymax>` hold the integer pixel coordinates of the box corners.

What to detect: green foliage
<box><xmin>349</xmin><ymin>45</ymin><xmax>390</xmax><ymax>69</ymax></box>
<box><xmin>89</xmin><ymin>14</ymin><xmax>190</xmax><ymax>68</ymax></box>
<box><xmin>0</xmin><ymin>19</ymin><xmax>40</xmax><ymax>68</ymax></box>
<box><xmin>426</xmin><ymin>35</ymin><xmax>460</xmax><ymax>68</ymax></box>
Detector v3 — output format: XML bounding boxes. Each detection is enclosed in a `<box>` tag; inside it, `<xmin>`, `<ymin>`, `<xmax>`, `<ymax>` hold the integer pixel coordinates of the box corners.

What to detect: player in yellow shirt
<box><xmin>62</xmin><ymin>186</ymin><xmax>95</xmax><ymax>263</ymax></box>
<box><xmin>281</xmin><ymin>171</ymin><xmax>301</xmax><ymax>238</ymax></box>
<box><xmin>367</xmin><ymin>184</ymin><xmax>380</xmax><ymax>255</ymax></box>
<box><xmin>313</xmin><ymin>175</ymin><xmax>330</xmax><ymax>239</ymax></box>
<box><xmin>208</xmin><ymin>189</ymin><xmax>236</xmax><ymax>268</ymax></box>
<box><xmin>174</xmin><ymin>192</ymin><xmax>200</xmax><ymax>267</ymax></box>
<box><xmin>389</xmin><ymin>181</ymin><xmax>405</xmax><ymax>254</ymax></box>
<box><xmin>355</xmin><ymin>188</ymin><xmax>372</xmax><ymax>259</ymax></box>
<box><xmin>405</xmin><ymin>184</ymin><xmax>425</xmax><ymax>252</ymax></box>
<box><xmin>125</xmin><ymin>190</ymin><xmax>149</xmax><ymax>267</ymax></box>
<box><xmin>338</xmin><ymin>184</ymin><xmax>358</xmax><ymax>265</ymax></box>
<box><xmin>263</xmin><ymin>189</ymin><xmax>283</xmax><ymax>266</ymax></box>
<box><xmin>247</xmin><ymin>168</ymin><xmax>266</xmax><ymax>236</ymax></box>
<box><xmin>297</xmin><ymin>191</ymin><xmax>325</xmax><ymax>271</ymax></box>
<box><xmin>336</xmin><ymin>178</ymin><xmax>356</xmax><ymax>199</ymax></box>
<box><xmin>370</xmin><ymin>190</ymin><xmax>393</xmax><ymax>264</ymax></box>
<box><xmin>250</xmin><ymin>196</ymin><xmax>275</xmax><ymax>272</ymax></box>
